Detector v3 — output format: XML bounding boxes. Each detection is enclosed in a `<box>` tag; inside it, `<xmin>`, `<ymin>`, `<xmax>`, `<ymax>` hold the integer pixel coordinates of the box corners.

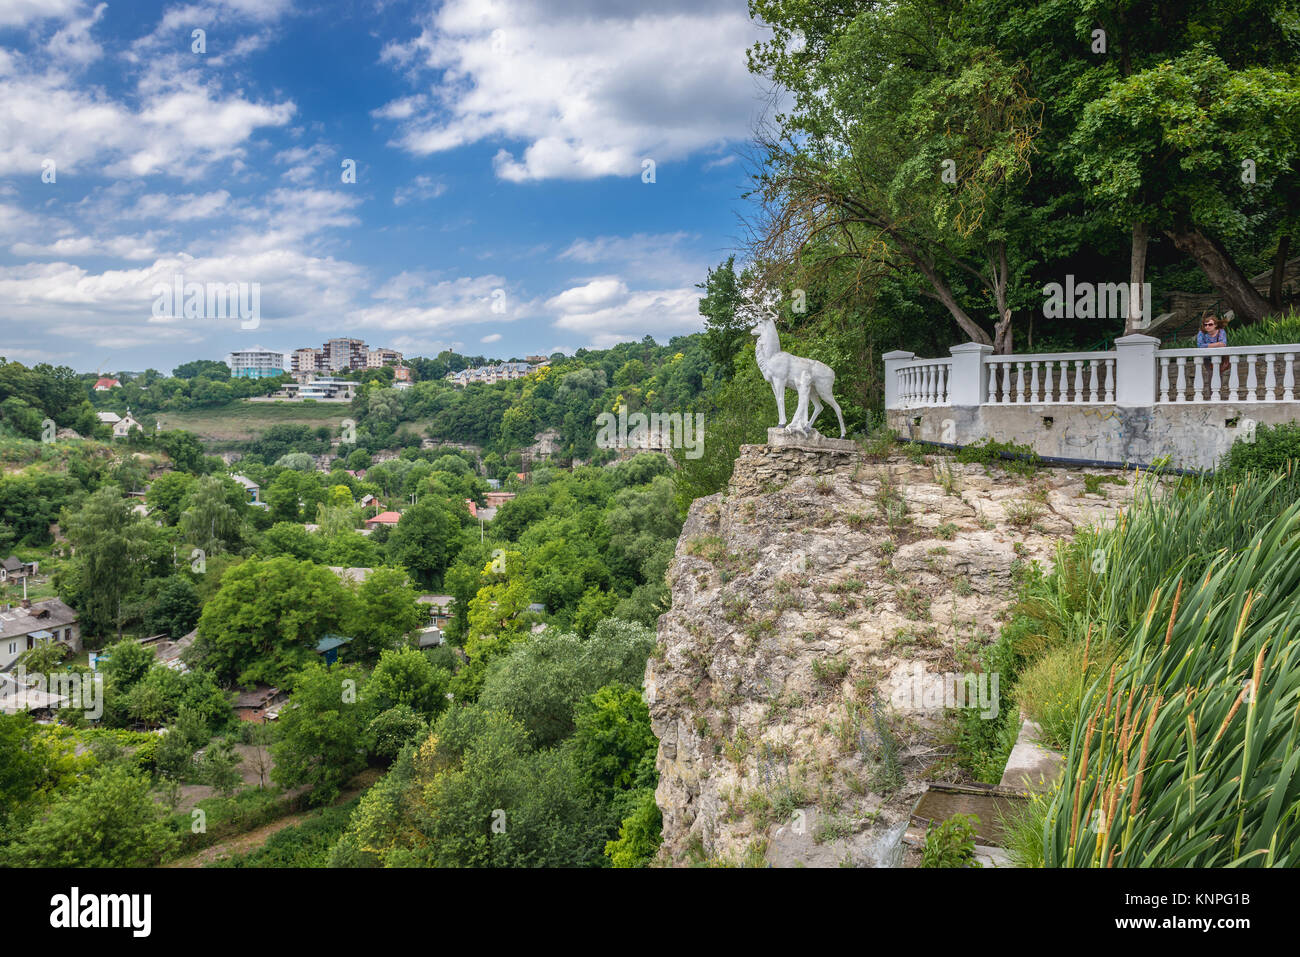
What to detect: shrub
<box><xmin>1014</xmin><ymin>641</ymin><xmax>1101</xmax><ymax>751</ymax></box>
<box><xmin>956</xmin><ymin>438</ymin><xmax>1040</xmax><ymax>476</ymax></box>
<box><xmin>1221</xmin><ymin>422</ymin><xmax>1300</xmax><ymax>477</ymax></box>
<box><xmin>921</xmin><ymin>813</ymin><xmax>980</xmax><ymax>868</ymax></box>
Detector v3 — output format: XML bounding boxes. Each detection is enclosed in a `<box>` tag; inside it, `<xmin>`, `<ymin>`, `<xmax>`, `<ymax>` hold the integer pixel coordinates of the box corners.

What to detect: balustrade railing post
<box><xmin>1115</xmin><ymin>335</ymin><xmax>1160</xmax><ymax>407</ymax></box>
<box><xmin>948</xmin><ymin>342</ymin><xmax>993</xmax><ymax>406</ymax></box>
<box><xmin>883</xmin><ymin>350</ymin><xmax>916</xmax><ymax>410</ymax></box>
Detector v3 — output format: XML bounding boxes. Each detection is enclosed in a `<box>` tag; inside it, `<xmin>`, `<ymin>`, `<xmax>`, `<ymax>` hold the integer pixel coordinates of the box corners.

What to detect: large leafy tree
<box><xmin>271</xmin><ymin>662</ymin><xmax>371</xmax><ymax>805</ymax></box>
<box><xmin>1071</xmin><ymin>46</ymin><xmax>1300</xmax><ymax>325</ymax></box>
<box><xmin>749</xmin><ymin>0</ymin><xmax>1042</xmax><ymax>352</ymax></box>
<box><xmin>194</xmin><ymin>556</ymin><xmax>353</xmax><ymax>686</ymax></box>
<box><xmin>180</xmin><ymin>474</ymin><xmax>247</xmax><ymax>555</ymax></box>
<box><xmin>387</xmin><ymin>501</ymin><xmax>458</xmax><ymax>588</ymax></box>
<box><xmin>344</xmin><ymin>566</ymin><xmax>427</xmax><ymax>661</ymax></box>
<box><xmin>61</xmin><ymin>485</ymin><xmax>163</xmax><ymax>639</ymax></box>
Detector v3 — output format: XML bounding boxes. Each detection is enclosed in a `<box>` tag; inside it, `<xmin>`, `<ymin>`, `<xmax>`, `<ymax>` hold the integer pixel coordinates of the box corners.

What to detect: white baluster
<box><xmin>1210</xmin><ymin>358</ymin><xmax>1222</xmax><ymax>401</ymax></box>
<box><xmin>1043</xmin><ymin>361</ymin><xmax>1055</xmax><ymax>403</ymax></box>
<box><xmin>1159</xmin><ymin>357</ymin><xmax>1170</xmax><ymax>403</ymax></box>
<box><xmin>1012</xmin><ymin>361</ymin><xmax>1024</xmax><ymax>403</ymax></box>
<box><xmin>1286</xmin><ymin>354</ymin><xmax>1296</xmax><ymax>401</ymax></box>
<box><xmin>1227</xmin><ymin>355</ymin><xmax>1239</xmax><ymax>402</ymax></box>
<box><xmin>1088</xmin><ymin>360</ymin><xmax>1100</xmax><ymax>403</ymax></box>
<box><xmin>1073</xmin><ymin>360</ymin><xmax>1084</xmax><ymax>404</ymax></box>
<box><xmin>1175</xmin><ymin>357</ymin><xmax>1187</xmax><ymax>403</ymax></box>
<box><xmin>1104</xmin><ymin>359</ymin><xmax>1115</xmax><ymax>403</ymax></box>
<box><xmin>1001</xmin><ymin>362</ymin><xmax>1011</xmax><ymax>405</ymax></box>
<box><xmin>1193</xmin><ymin>358</ymin><xmax>1205</xmax><ymax>401</ymax></box>
<box><xmin>1265</xmin><ymin>354</ymin><xmax>1278</xmax><ymax>401</ymax></box>
<box><xmin>1028</xmin><ymin>362</ymin><xmax>1040</xmax><ymax>402</ymax></box>
<box><xmin>987</xmin><ymin>361</ymin><xmax>998</xmax><ymax>404</ymax></box>
<box><xmin>1245</xmin><ymin>355</ymin><xmax>1258</xmax><ymax>402</ymax></box>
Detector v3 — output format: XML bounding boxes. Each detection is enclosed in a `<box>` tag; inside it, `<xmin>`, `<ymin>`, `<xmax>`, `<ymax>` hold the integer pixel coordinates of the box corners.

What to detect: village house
<box><xmin>364</xmin><ymin>510</ymin><xmax>401</xmax><ymax>528</ymax></box>
<box><xmin>233</xmin><ymin>685</ymin><xmax>288</xmax><ymax>723</ymax></box>
<box><xmin>417</xmin><ymin>595</ymin><xmax>454</xmax><ymax>629</ymax></box>
<box><xmin>232</xmin><ymin>474</ymin><xmax>262</xmax><ymax>505</ymax></box>
<box><xmin>112</xmin><ymin>411</ymin><xmax>141</xmax><ymax>439</ymax></box>
<box><xmin>93</xmin><ymin>377</ymin><xmax>120</xmax><ymax>391</ymax></box>
<box><xmin>0</xmin><ymin>598</ymin><xmax>81</xmax><ymax>671</ymax></box>
<box><xmin>0</xmin><ymin>556</ymin><xmax>39</xmax><ymax>586</ymax></box>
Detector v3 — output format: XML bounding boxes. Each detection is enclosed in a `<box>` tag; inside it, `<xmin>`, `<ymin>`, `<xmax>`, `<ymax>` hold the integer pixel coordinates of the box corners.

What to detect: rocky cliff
<box><xmin>645</xmin><ymin>436</ymin><xmax>1137</xmax><ymax>866</ymax></box>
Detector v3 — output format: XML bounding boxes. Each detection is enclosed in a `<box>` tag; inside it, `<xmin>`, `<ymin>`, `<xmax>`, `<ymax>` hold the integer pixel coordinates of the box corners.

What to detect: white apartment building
<box><xmin>227</xmin><ymin>349</ymin><xmax>286</xmax><ymax>379</ymax></box>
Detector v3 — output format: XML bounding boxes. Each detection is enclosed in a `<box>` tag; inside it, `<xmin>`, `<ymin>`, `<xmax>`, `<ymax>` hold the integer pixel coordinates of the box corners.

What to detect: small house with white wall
<box><xmin>0</xmin><ymin>599</ymin><xmax>81</xmax><ymax>671</ymax></box>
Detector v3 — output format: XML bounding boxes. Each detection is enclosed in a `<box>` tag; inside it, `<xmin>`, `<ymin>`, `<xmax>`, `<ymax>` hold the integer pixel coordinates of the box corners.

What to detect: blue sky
<box><xmin>0</xmin><ymin>0</ymin><xmax>775</xmax><ymax>373</ymax></box>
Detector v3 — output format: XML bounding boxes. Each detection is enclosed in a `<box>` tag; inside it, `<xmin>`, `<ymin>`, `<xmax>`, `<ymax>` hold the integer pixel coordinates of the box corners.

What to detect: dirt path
<box><xmin>165</xmin><ymin>770</ymin><xmax>380</xmax><ymax>868</ymax></box>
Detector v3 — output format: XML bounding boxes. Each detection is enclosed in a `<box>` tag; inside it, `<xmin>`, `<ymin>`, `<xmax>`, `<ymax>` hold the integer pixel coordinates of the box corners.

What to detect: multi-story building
<box><xmin>324</xmin><ymin>338</ymin><xmax>368</xmax><ymax>373</ymax></box>
<box><xmin>367</xmin><ymin>348</ymin><xmax>403</xmax><ymax>368</ymax></box>
<box><xmin>445</xmin><ymin>361</ymin><xmax>536</xmax><ymax>388</ymax></box>
<box><xmin>291</xmin><ymin>348</ymin><xmax>324</xmax><ymax>380</ymax></box>
<box><xmin>226</xmin><ymin>348</ymin><xmax>286</xmax><ymax>379</ymax></box>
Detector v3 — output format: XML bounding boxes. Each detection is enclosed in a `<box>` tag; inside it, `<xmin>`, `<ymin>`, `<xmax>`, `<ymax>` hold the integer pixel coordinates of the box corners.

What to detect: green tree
<box><xmin>365</xmin><ymin>645</ymin><xmax>451</xmax><ymax>719</ymax></box>
<box><xmin>604</xmin><ymin>789</ymin><xmax>662</xmax><ymax>867</ymax></box>
<box><xmin>344</xmin><ymin>566</ymin><xmax>427</xmax><ymax>661</ymax></box>
<box><xmin>387</xmin><ymin>501</ymin><xmax>457</xmax><ymax>588</ymax></box>
<box><xmin>180</xmin><ymin>474</ymin><xmax>246</xmax><ymax>555</ymax></box>
<box><xmin>0</xmin><ymin>764</ymin><xmax>177</xmax><ymax>867</ymax></box>
<box><xmin>194</xmin><ymin>556</ymin><xmax>353</xmax><ymax>686</ymax></box>
<box><xmin>271</xmin><ymin>662</ymin><xmax>371</xmax><ymax>805</ymax></box>
<box><xmin>697</xmin><ymin>256</ymin><xmax>752</xmax><ymax>376</ymax></box>
<box><xmin>61</xmin><ymin>486</ymin><xmax>160</xmax><ymax>638</ymax></box>
<box><xmin>569</xmin><ymin>682</ymin><xmax>658</xmax><ymax>804</ymax></box>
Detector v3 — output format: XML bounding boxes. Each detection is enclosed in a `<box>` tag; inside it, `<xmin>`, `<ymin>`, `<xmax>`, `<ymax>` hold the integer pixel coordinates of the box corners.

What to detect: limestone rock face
<box><xmin>646</xmin><ymin>443</ymin><xmax>1145</xmax><ymax>866</ymax></box>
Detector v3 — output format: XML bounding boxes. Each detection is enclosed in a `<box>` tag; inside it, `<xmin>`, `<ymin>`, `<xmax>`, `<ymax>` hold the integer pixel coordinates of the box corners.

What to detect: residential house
<box><xmin>364</xmin><ymin>510</ymin><xmax>402</xmax><ymax>528</ymax></box>
<box><xmin>145</xmin><ymin>628</ymin><xmax>195</xmax><ymax>672</ymax></box>
<box><xmin>112</xmin><ymin>411</ymin><xmax>141</xmax><ymax>439</ymax></box>
<box><xmin>0</xmin><ymin>556</ymin><xmax>38</xmax><ymax>586</ymax></box>
<box><xmin>226</xmin><ymin>348</ymin><xmax>286</xmax><ymax>379</ymax></box>
<box><xmin>93</xmin><ymin>377</ymin><xmax>120</xmax><ymax>391</ymax></box>
<box><xmin>315</xmin><ymin>634</ymin><xmax>352</xmax><ymax>666</ymax></box>
<box><xmin>96</xmin><ymin>411</ymin><xmax>121</xmax><ymax>426</ymax></box>
<box><xmin>0</xmin><ymin>599</ymin><xmax>81</xmax><ymax>671</ymax></box>
<box><xmin>328</xmin><ymin>566</ymin><xmax>372</xmax><ymax>585</ymax></box>
<box><xmin>233</xmin><ymin>685</ymin><xmax>288</xmax><ymax>723</ymax></box>
<box><xmin>485</xmin><ymin>491</ymin><xmax>516</xmax><ymax>508</ymax></box>
<box><xmin>231</xmin><ymin>474</ymin><xmax>261</xmax><ymax>504</ymax></box>
<box><xmin>417</xmin><ymin>595</ymin><xmax>454</xmax><ymax>629</ymax></box>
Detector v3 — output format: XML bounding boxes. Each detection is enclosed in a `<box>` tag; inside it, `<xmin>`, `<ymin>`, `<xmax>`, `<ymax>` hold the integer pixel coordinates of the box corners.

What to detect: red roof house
<box><xmin>464</xmin><ymin>499</ymin><xmax>478</xmax><ymax>518</ymax></box>
<box><xmin>364</xmin><ymin>510</ymin><xmax>402</xmax><ymax>527</ymax></box>
<box><xmin>93</xmin><ymin>377</ymin><xmax>120</xmax><ymax>391</ymax></box>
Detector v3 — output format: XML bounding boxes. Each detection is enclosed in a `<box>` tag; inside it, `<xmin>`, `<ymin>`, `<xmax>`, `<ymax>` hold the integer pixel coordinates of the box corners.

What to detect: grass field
<box><xmin>155</xmin><ymin>400</ymin><xmax>350</xmax><ymax>445</ymax></box>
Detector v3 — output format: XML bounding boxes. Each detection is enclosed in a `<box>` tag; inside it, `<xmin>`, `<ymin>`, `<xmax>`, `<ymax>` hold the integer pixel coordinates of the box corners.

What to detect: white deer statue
<box><xmin>751</xmin><ymin>308</ymin><xmax>846</xmax><ymax>438</ymax></box>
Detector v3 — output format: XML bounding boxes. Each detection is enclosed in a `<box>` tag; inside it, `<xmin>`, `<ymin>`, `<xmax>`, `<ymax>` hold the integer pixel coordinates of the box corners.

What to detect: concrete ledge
<box><xmin>889</xmin><ymin>402</ymin><xmax>1296</xmax><ymax>471</ymax></box>
<box><xmin>999</xmin><ymin>718</ymin><xmax>1064</xmax><ymax>793</ymax></box>
<box><xmin>765</xmin><ymin>427</ymin><xmax>858</xmax><ymax>453</ymax></box>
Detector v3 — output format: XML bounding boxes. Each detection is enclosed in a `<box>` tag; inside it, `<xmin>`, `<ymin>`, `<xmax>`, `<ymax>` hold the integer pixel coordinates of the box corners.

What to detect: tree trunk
<box><xmin>1271</xmin><ymin>235</ymin><xmax>1291</xmax><ymax>311</ymax></box>
<box><xmin>1126</xmin><ymin>220</ymin><xmax>1149</xmax><ymax>335</ymax></box>
<box><xmin>908</xmin><ymin>252</ymin><xmax>993</xmax><ymax>346</ymax></box>
<box><xmin>1165</xmin><ymin>227</ymin><xmax>1272</xmax><ymax>324</ymax></box>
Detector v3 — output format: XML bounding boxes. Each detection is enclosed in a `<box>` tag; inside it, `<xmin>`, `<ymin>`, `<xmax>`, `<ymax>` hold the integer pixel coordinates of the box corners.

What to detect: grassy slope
<box><xmin>154</xmin><ymin>400</ymin><xmax>349</xmax><ymax>444</ymax></box>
